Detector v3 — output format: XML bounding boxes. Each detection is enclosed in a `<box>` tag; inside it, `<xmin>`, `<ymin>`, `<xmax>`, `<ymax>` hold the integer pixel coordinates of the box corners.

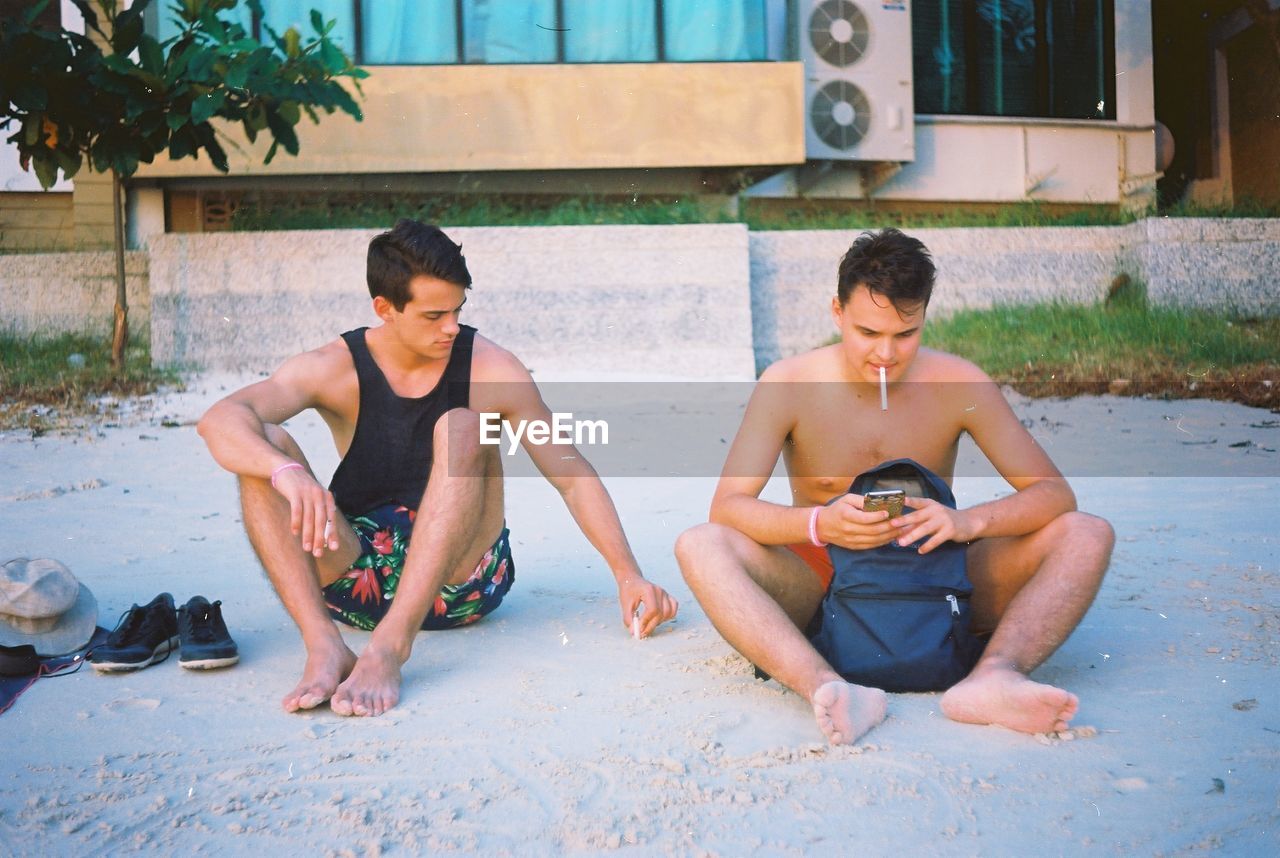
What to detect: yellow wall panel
<box><xmin>136</xmin><ymin>63</ymin><xmax>805</xmax><ymax>179</ymax></box>
<box><xmin>0</xmin><ymin>192</ymin><xmax>74</xmax><ymax>252</ymax></box>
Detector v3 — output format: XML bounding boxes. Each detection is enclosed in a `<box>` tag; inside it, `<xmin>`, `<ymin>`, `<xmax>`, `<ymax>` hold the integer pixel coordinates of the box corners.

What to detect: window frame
<box><xmin>912</xmin><ymin>0</ymin><xmax>1118</xmax><ymax>123</ymax></box>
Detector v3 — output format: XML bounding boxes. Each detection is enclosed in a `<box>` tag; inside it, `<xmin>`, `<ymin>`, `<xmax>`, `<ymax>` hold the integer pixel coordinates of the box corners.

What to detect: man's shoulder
<box><xmin>910</xmin><ymin>348</ymin><xmax>991</xmax><ymax>383</ymax></box>
<box><xmin>294</xmin><ymin>336</ymin><xmax>355</xmax><ymax>369</ymax></box>
<box><xmin>271</xmin><ymin>336</ymin><xmax>355</xmax><ymax>386</ymax></box>
<box><xmin>758</xmin><ymin>345</ymin><xmax>840</xmax><ymax>382</ymax></box>
<box><xmin>469</xmin><ymin>333</ymin><xmax>530</xmax><ymax>382</ymax></box>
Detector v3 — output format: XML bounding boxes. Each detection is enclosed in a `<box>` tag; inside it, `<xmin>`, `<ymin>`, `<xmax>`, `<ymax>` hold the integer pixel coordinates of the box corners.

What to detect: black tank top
<box><xmin>329</xmin><ymin>325</ymin><xmax>476</xmax><ymax>514</ymax></box>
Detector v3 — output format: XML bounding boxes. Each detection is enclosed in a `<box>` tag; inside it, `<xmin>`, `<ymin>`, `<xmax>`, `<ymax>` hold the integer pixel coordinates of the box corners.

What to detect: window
<box><xmin>563</xmin><ymin>0</ymin><xmax>658</xmax><ymax>63</ymax></box>
<box><xmin>361</xmin><ymin>1</ymin><xmax>458</xmax><ymax>64</ymax></box>
<box><xmin>456</xmin><ymin>0</ymin><xmax>768</xmax><ymax>64</ymax></box>
<box><xmin>661</xmin><ymin>0</ymin><xmax>767</xmax><ymax>62</ymax></box>
<box><xmin>461</xmin><ymin>0</ymin><xmax>558</xmax><ymax>63</ymax></box>
<box><xmin>147</xmin><ymin>1</ymin><xmax>771</xmax><ymax>65</ymax></box>
<box><xmin>263</xmin><ymin>0</ymin><xmax>355</xmax><ymax>51</ymax></box>
<box><xmin>912</xmin><ymin>0</ymin><xmax>1116</xmax><ymax>120</ymax></box>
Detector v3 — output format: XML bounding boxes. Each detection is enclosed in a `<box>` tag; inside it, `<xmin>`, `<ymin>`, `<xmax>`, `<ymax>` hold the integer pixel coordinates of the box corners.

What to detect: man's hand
<box><xmin>891</xmin><ymin>498</ymin><xmax>980</xmax><ymax>554</ymax></box>
<box><xmin>617</xmin><ymin>575</ymin><xmax>679</xmax><ymax>639</ymax></box>
<box><xmin>817</xmin><ymin>494</ymin><xmax>906</xmax><ymax>551</ymax></box>
<box><xmin>274</xmin><ymin>465</ymin><xmax>340</xmax><ymax>557</ymax></box>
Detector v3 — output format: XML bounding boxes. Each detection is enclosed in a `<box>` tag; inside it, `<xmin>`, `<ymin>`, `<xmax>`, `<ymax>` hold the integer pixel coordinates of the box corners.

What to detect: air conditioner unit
<box><xmin>801</xmin><ymin>0</ymin><xmax>915</xmax><ymax>162</ymax></box>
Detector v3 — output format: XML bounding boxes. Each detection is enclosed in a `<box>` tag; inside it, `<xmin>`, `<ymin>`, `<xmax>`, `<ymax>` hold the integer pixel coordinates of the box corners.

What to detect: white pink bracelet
<box><xmin>270</xmin><ymin>462</ymin><xmax>304</xmax><ymax>489</ymax></box>
<box><xmin>808</xmin><ymin>506</ymin><xmax>826</xmax><ymax>547</ymax></box>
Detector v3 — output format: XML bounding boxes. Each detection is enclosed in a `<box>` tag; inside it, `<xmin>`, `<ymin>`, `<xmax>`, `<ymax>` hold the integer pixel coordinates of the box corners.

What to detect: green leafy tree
<box><xmin>0</xmin><ymin>0</ymin><xmax>367</xmax><ymax>367</ymax></box>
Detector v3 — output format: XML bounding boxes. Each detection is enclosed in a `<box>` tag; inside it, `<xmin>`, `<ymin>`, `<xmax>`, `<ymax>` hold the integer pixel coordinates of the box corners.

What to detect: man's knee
<box><xmin>1055</xmin><ymin>511</ymin><xmax>1115</xmax><ymax>553</ymax></box>
<box><xmin>675</xmin><ymin>523</ymin><xmax>739</xmax><ymax>583</ymax></box>
<box><xmin>433</xmin><ymin>408</ymin><xmax>488</xmax><ymax>468</ymax></box>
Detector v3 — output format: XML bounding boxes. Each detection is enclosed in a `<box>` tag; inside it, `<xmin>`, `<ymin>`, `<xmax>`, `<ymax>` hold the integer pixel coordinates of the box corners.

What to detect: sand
<box><xmin>1</xmin><ymin>374</ymin><xmax>1277</xmax><ymax>855</ymax></box>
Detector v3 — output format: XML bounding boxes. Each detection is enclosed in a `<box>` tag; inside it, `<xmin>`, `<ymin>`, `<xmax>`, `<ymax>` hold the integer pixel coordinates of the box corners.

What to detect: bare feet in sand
<box><xmin>283</xmin><ymin>641</ymin><xmax>357</xmax><ymax>713</ymax></box>
<box><xmin>811</xmin><ymin>680</ymin><xmax>888</xmax><ymax>745</ymax></box>
<box><xmin>940</xmin><ymin>666</ymin><xmax>1078</xmax><ymax>734</ymax></box>
<box><xmin>331</xmin><ymin>646</ymin><xmax>403</xmax><ymax>717</ymax></box>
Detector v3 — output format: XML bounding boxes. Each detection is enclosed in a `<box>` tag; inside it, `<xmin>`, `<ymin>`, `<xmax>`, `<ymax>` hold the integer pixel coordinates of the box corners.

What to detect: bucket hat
<box><xmin>0</xmin><ymin>558</ymin><xmax>98</xmax><ymax>657</ymax></box>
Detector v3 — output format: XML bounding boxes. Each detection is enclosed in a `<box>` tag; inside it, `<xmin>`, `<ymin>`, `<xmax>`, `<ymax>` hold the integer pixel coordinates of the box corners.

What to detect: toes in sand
<box><xmin>940</xmin><ymin>668</ymin><xmax>1079</xmax><ymax>735</ymax></box>
<box><xmin>811</xmin><ymin>680</ymin><xmax>888</xmax><ymax>745</ymax></box>
<box><xmin>282</xmin><ymin>644</ymin><xmax>357</xmax><ymax>713</ymax></box>
<box><xmin>331</xmin><ymin>647</ymin><xmax>403</xmax><ymax>717</ymax></box>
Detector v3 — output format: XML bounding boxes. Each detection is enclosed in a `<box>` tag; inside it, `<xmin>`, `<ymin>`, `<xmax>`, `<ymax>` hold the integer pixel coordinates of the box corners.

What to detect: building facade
<box><xmin>0</xmin><ymin>0</ymin><xmax>1202</xmax><ymax>251</ymax></box>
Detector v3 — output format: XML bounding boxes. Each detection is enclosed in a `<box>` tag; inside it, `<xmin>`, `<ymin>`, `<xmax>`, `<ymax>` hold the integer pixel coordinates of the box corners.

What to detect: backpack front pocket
<box><xmin>811</xmin><ymin>588</ymin><xmax>984</xmax><ymax>692</ymax></box>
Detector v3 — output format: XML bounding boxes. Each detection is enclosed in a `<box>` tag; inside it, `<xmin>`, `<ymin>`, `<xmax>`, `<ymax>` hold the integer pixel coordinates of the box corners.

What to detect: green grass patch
<box><xmin>920</xmin><ymin>300</ymin><xmax>1279</xmax><ymax>409</ymax></box>
<box><xmin>0</xmin><ymin>332</ymin><xmax>181</xmax><ymax>434</ymax></box>
<box><xmin>225</xmin><ymin>190</ymin><xmax>1280</xmax><ymax>234</ymax></box>
<box><xmin>227</xmin><ymin>193</ymin><xmax>1153</xmax><ymax>232</ymax></box>
<box><xmin>744</xmin><ymin>199</ymin><xmax>1133</xmax><ymax>231</ymax></box>
<box><xmin>1156</xmin><ymin>196</ymin><xmax>1280</xmax><ymax>219</ymax></box>
<box><xmin>230</xmin><ymin>193</ymin><xmax>730</xmax><ymax>230</ymax></box>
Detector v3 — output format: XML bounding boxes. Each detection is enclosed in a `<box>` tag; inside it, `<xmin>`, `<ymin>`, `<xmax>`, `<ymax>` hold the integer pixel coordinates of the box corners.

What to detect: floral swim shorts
<box><xmin>322</xmin><ymin>503</ymin><xmax>514</xmax><ymax>632</ymax></box>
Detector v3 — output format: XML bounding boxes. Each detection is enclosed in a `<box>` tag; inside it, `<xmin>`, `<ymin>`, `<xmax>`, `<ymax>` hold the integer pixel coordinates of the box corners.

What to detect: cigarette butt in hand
<box><xmin>632</xmin><ymin>606</ymin><xmax>643</xmax><ymax>640</ymax></box>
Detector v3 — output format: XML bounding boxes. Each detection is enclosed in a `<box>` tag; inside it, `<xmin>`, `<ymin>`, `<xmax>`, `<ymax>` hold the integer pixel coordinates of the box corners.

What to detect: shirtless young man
<box><xmin>675</xmin><ymin>228</ymin><xmax>1113</xmax><ymax>745</ymax></box>
<box><xmin>198</xmin><ymin>219</ymin><xmax>677</xmax><ymax>716</ymax></box>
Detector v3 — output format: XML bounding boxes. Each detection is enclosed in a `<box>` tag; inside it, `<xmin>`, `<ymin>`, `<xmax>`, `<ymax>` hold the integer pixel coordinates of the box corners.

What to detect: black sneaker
<box><xmin>88</xmin><ymin>593</ymin><xmax>179</xmax><ymax>673</ymax></box>
<box><xmin>177</xmin><ymin>596</ymin><xmax>239</xmax><ymax>670</ymax></box>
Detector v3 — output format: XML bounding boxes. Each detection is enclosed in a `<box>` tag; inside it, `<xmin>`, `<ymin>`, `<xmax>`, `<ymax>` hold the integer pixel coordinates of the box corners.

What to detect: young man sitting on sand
<box><xmin>675</xmin><ymin>228</ymin><xmax>1113</xmax><ymax>745</ymax></box>
<box><xmin>198</xmin><ymin>219</ymin><xmax>677</xmax><ymax>717</ymax></box>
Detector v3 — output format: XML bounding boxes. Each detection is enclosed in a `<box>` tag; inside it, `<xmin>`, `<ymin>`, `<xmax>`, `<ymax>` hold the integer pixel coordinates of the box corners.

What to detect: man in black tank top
<box><xmin>198</xmin><ymin>220</ymin><xmax>678</xmax><ymax>717</ymax></box>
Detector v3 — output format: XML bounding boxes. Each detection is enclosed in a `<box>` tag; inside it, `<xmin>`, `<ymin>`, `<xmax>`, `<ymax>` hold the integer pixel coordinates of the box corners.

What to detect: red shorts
<box><xmin>786</xmin><ymin>542</ymin><xmax>834</xmax><ymax>592</ymax></box>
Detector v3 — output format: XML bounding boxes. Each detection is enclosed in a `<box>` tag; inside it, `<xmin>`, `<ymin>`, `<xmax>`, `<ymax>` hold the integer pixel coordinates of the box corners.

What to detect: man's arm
<box><xmin>472</xmin><ymin>344</ymin><xmax>678</xmax><ymax>637</ymax></box>
<box><xmin>710</xmin><ymin>370</ymin><xmax>808</xmax><ymax>541</ymax></box>
<box><xmin>893</xmin><ymin>365</ymin><xmax>1076</xmax><ymax>554</ymax></box>
<box><xmin>196</xmin><ymin>347</ymin><xmax>346</xmax><ymax>557</ymax></box>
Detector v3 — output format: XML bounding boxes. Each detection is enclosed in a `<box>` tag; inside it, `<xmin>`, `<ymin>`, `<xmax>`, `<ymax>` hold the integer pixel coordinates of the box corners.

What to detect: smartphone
<box><xmin>863</xmin><ymin>489</ymin><xmax>905</xmax><ymax>519</ymax></box>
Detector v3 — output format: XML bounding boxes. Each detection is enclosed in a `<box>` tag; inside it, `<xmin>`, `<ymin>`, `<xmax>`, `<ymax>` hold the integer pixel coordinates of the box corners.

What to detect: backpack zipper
<box><xmin>830</xmin><ymin>591</ymin><xmax>970</xmax><ymax>605</ymax></box>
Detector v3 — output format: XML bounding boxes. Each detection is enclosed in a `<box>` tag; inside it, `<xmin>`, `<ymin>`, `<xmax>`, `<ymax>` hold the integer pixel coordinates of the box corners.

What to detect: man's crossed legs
<box><xmin>675</xmin><ymin>511</ymin><xmax>1113</xmax><ymax>743</ymax></box>
<box><xmin>239</xmin><ymin>408</ymin><xmax>506</xmax><ymax>716</ymax></box>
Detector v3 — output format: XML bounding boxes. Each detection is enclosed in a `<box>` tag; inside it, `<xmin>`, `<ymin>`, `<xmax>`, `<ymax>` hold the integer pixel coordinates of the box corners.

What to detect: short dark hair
<box><xmin>837</xmin><ymin>228</ymin><xmax>936</xmax><ymax>311</ymax></box>
<box><xmin>367</xmin><ymin>219</ymin><xmax>472</xmax><ymax>310</ymax></box>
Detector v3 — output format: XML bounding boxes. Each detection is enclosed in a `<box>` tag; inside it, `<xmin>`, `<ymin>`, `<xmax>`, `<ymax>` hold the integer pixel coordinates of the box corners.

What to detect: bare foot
<box><xmin>811</xmin><ymin>680</ymin><xmax>888</xmax><ymax>745</ymax></box>
<box><xmin>330</xmin><ymin>646</ymin><xmax>403</xmax><ymax>717</ymax></box>
<box><xmin>941</xmin><ymin>667</ymin><xmax>1079</xmax><ymax>734</ymax></box>
<box><xmin>282</xmin><ymin>641</ymin><xmax>357</xmax><ymax>713</ymax></box>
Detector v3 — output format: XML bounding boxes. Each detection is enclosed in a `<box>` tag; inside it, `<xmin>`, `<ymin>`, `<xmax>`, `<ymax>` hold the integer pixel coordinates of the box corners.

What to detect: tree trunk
<box><xmin>109</xmin><ymin>168</ymin><xmax>129</xmax><ymax>370</ymax></box>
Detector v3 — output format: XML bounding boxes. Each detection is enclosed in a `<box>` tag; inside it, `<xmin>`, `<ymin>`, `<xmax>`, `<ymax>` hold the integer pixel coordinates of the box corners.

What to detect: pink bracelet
<box><xmin>270</xmin><ymin>462</ymin><xmax>304</xmax><ymax>489</ymax></box>
<box><xmin>808</xmin><ymin>506</ymin><xmax>827</xmax><ymax>547</ymax></box>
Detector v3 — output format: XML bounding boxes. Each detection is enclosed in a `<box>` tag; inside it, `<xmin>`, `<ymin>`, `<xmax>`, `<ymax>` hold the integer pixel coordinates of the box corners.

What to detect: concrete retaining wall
<box><xmin>750</xmin><ymin>224</ymin><xmax>1136</xmax><ymax>372</ymax></box>
<box><xmin>148</xmin><ymin>224</ymin><xmax>756</xmax><ymax>378</ymax></box>
<box><xmin>751</xmin><ymin>218</ymin><xmax>1280</xmax><ymax>372</ymax></box>
<box><xmin>1138</xmin><ymin>218</ymin><xmax>1280</xmax><ymax>313</ymax></box>
<box><xmin>0</xmin><ymin>250</ymin><xmax>148</xmax><ymax>338</ymax></box>
<box><xmin>3</xmin><ymin>218</ymin><xmax>1276</xmax><ymax>376</ymax></box>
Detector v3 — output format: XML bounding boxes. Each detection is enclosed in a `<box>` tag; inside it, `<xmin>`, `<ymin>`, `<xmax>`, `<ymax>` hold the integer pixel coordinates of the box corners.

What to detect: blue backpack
<box><xmin>806</xmin><ymin>459</ymin><xmax>986</xmax><ymax>693</ymax></box>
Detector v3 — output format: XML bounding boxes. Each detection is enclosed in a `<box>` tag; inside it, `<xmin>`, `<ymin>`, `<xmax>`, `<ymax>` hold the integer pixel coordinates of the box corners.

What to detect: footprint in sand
<box><xmin>104</xmin><ymin>697</ymin><xmax>161</xmax><ymax>713</ymax></box>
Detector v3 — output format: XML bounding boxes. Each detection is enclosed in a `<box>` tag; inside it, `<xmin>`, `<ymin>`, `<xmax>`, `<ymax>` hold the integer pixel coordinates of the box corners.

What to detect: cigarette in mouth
<box><xmin>879</xmin><ymin>366</ymin><xmax>888</xmax><ymax>411</ymax></box>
